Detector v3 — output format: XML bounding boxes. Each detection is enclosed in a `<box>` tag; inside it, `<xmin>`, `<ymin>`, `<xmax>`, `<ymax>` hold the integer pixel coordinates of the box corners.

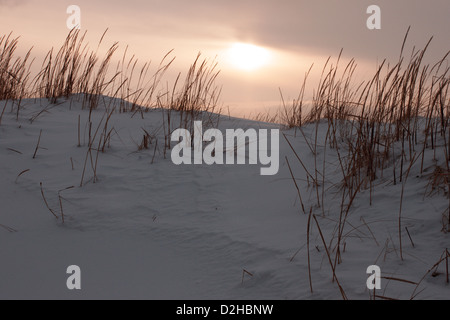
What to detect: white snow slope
<box><xmin>0</xmin><ymin>96</ymin><xmax>449</xmax><ymax>300</ymax></box>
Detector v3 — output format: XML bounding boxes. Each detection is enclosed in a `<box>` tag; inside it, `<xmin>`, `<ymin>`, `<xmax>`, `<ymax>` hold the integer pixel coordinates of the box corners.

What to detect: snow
<box><xmin>0</xmin><ymin>96</ymin><xmax>448</xmax><ymax>300</ymax></box>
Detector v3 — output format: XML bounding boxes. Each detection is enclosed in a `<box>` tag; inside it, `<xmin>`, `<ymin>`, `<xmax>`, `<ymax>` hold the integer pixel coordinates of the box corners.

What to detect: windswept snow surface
<box><xmin>0</xmin><ymin>96</ymin><xmax>448</xmax><ymax>300</ymax></box>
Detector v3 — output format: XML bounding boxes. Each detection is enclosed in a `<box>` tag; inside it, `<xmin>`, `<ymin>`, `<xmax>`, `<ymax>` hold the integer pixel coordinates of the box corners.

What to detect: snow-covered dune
<box><xmin>0</xmin><ymin>96</ymin><xmax>448</xmax><ymax>299</ymax></box>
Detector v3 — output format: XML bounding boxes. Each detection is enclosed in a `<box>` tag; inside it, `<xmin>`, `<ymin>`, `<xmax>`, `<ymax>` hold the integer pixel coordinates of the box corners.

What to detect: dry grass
<box><xmin>0</xmin><ymin>29</ymin><xmax>221</xmax><ymax>122</ymax></box>
<box><xmin>0</xmin><ymin>33</ymin><xmax>33</xmax><ymax>122</ymax></box>
<box><xmin>0</xmin><ymin>29</ymin><xmax>222</xmax><ymax>185</ymax></box>
<box><xmin>281</xmin><ymin>29</ymin><xmax>449</xmax><ymax>298</ymax></box>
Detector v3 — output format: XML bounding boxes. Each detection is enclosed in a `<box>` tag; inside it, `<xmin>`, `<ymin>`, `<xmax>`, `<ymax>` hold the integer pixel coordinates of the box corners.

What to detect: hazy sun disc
<box><xmin>227</xmin><ymin>43</ymin><xmax>271</xmax><ymax>71</ymax></box>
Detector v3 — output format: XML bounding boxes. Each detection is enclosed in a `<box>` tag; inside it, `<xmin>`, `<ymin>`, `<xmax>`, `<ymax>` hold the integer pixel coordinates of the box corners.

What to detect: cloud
<box><xmin>3</xmin><ymin>0</ymin><xmax>448</xmax><ymax>65</ymax></box>
<box><xmin>108</xmin><ymin>0</ymin><xmax>449</xmax><ymax>62</ymax></box>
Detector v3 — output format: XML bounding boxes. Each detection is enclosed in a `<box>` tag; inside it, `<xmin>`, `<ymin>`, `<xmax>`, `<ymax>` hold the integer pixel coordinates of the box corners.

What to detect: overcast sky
<box><xmin>1</xmin><ymin>0</ymin><xmax>449</xmax><ymax>114</ymax></box>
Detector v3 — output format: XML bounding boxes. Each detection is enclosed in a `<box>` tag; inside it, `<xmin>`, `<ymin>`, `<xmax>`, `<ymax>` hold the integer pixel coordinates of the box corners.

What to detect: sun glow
<box><xmin>227</xmin><ymin>43</ymin><xmax>271</xmax><ymax>71</ymax></box>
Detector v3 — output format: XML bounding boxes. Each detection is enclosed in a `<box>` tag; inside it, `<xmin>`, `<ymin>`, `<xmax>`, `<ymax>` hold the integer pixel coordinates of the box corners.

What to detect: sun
<box><xmin>227</xmin><ymin>43</ymin><xmax>271</xmax><ymax>71</ymax></box>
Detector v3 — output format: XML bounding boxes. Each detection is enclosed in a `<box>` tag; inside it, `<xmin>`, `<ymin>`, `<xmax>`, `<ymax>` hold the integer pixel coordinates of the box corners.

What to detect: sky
<box><xmin>1</xmin><ymin>0</ymin><xmax>449</xmax><ymax>116</ymax></box>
